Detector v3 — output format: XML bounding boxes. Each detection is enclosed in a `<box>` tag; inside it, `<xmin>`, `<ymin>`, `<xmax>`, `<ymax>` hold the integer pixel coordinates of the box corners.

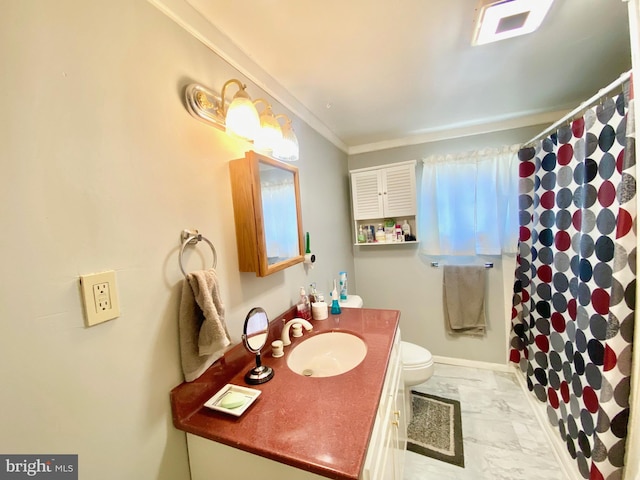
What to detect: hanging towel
<box><xmin>442</xmin><ymin>265</ymin><xmax>486</xmax><ymax>336</ymax></box>
<box><xmin>178</xmin><ymin>268</ymin><xmax>231</xmax><ymax>382</ymax></box>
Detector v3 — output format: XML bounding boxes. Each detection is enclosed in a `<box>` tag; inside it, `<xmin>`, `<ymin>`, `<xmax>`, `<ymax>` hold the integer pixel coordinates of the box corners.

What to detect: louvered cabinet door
<box><xmin>351</xmin><ymin>170</ymin><xmax>384</xmax><ymax>220</ymax></box>
<box><xmin>381</xmin><ymin>164</ymin><xmax>416</xmax><ymax>218</ymax></box>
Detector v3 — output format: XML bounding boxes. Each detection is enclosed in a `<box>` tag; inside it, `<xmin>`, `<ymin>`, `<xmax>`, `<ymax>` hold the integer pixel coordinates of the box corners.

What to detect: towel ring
<box><xmin>179</xmin><ymin>229</ymin><xmax>217</xmax><ymax>277</ymax></box>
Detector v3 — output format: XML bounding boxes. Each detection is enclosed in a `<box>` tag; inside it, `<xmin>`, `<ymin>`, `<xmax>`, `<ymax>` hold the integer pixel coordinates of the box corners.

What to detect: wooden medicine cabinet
<box><xmin>229</xmin><ymin>151</ymin><xmax>304</xmax><ymax>277</ymax></box>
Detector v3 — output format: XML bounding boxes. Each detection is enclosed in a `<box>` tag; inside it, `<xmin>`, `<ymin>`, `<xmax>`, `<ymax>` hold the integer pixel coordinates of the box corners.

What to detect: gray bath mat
<box><xmin>407</xmin><ymin>391</ymin><xmax>464</xmax><ymax>467</ymax></box>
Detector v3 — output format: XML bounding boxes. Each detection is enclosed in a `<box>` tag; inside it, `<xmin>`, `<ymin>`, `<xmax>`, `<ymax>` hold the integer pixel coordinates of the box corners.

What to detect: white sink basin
<box><xmin>286</xmin><ymin>332</ymin><xmax>367</xmax><ymax>377</ymax></box>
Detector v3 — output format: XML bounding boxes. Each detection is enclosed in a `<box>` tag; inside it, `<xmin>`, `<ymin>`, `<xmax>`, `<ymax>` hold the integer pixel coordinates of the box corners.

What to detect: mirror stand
<box><xmin>245</xmin><ymin>352</ymin><xmax>274</xmax><ymax>385</ymax></box>
<box><xmin>241</xmin><ymin>307</ymin><xmax>275</xmax><ymax>385</ymax></box>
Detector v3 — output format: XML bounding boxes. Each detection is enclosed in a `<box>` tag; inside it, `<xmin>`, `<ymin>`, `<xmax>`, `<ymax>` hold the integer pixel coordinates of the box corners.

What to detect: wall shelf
<box><xmin>354</xmin><ymin>241</ymin><xmax>419</xmax><ymax>246</ymax></box>
<box><xmin>350</xmin><ymin>161</ymin><xmax>418</xmax><ymax>246</ymax></box>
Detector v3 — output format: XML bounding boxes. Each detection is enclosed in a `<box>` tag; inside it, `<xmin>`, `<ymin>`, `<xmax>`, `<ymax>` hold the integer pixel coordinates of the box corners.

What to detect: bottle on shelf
<box><xmin>402</xmin><ymin>220</ymin><xmax>411</xmax><ymax>239</ymax></box>
<box><xmin>375</xmin><ymin>224</ymin><xmax>386</xmax><ymax>243</ymax></box>
<box><xmin>395</xmin><ymin>224</ymin><xmax>404</xmax><ymax>242</ymax></box>
<box><xmin>357</xmin><ymin>225</ymin><xmax>366</xmax><ymax>243</ymax></box>
<box><xmin>365</xmin><ymin>225</ymin><xmax>374</xmax><ymax>243</ymax></box>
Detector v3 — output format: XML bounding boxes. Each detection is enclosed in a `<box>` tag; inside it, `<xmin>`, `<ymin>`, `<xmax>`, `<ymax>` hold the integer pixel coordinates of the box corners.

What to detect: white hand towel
<box><xmin>178</xmin><ymin>268</ymin><xmax>231</xmax><ymax>382</ymax></box>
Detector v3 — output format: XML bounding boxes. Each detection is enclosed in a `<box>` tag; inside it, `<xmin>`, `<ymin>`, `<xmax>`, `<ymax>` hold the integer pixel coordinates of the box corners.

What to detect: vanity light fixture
<box><xmin>184</xmin><ymin>80</ymin><xmax>260</xmax><ymax>141</ymax></box>
<box><xmin>184</xmin><ymin>82</ymin><xmax>300</xmax><ymax>160</ymax></box>
<box><xmin>472</xmin><ymin>0</ymin><xmax>554</xmax><ymax>46</ymax></box>
<box><xmin>253</xmin><ymin>99</ymin><xmax>283</xmax><ymax>153</ymax></box>
<box><xmin>222</xmin><ymin>79</ymin><xmax>261</xmax><ymax>140</ymax></box>
<box><xmin>272</xmin><ymin>114</ymin><xmax>300</xmax><ymax>162</ymax></box>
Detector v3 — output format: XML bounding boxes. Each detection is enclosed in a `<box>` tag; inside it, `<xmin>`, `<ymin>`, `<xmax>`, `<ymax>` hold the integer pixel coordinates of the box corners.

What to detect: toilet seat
<box><xmin>401</xmin><ymin>341</ymin><xmax>433</xmax><ymax>369</ymax></box>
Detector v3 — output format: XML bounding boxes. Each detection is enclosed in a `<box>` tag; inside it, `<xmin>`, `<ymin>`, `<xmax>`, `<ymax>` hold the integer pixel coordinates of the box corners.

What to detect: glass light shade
<box><xmin>254</xmin><ymin>106</ymin><xmax>283</xmax><ymax>152</ymax></box>
<box><xmin>225</xmin><ymin>93</ymin><xmax>261</xmax><ymax>140</ymax></box>
<box><xmin>273</xmin><ymin>118</ymin><xmax>299</xmax><ymax>162</ymax></box>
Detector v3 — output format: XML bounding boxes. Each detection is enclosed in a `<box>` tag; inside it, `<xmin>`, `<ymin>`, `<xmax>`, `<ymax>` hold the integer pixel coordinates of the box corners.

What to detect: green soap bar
<box><xmin>220</xmin><ymin>391</ymin><xmax>247</xmax><ymax>409</ymax></box>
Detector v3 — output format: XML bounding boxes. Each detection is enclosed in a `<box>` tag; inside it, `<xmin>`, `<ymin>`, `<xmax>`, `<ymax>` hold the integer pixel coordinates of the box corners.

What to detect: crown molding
<box><xmin>348</xmin><ymin>109</ymin><xmax>571</xmax><ymax>155</ymax></box>
<box><xmin>149</xmin><ymin>0</ymin><xmax>573</xmax><ymax>156</ymax></box>
<box><xmin>148</xmin><ymin>0</ymin><xmax>348</xmax><ymax>152</ymax></box>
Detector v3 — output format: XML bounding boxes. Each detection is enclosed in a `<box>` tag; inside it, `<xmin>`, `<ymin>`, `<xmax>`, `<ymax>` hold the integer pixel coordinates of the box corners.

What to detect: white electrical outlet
<box><xmin>80</xmin><ymin>270</ymin><xmax>121</xmax><ymax>326</ymax></box>
<box><xmin>93</xmin><ymin>282</ymin><xmax>111</xmax><ymax>311</ymax></box>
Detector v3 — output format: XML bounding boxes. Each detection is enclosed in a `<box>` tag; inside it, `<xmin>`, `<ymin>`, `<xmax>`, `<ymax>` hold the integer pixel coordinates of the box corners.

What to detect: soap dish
<box><xmin>204</xmin><ymin>384</ymin><xmax>261</xmax><ymax>417</ymax></box>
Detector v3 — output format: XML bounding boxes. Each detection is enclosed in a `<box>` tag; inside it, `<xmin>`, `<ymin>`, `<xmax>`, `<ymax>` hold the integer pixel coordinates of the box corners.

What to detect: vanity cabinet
<box><xmin>185</xmin><ymin>327</ymin><xmax>406</xmax><ymax>480</ymax></box>
<box><xmin>187</xmin><ymin>435</ymin><xmax>327</xmax><ymax>480</ymax></box>
<box><xmin>229</xmin><ymin>150</ymin><xmax>305</xmax><ymax>277</ymax></box>
<box><xmin>361</xmin><ymin>329</ymin><xmax>406</xmax><ymax>480</ymax></box>
<box><xmin>350</xmin><ymin>161</ymin><xmax>417</xmax><ymax>245</ymax></box>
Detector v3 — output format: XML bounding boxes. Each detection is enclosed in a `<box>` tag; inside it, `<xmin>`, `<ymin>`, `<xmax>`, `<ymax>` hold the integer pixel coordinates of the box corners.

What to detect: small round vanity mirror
<box><xmin>241</xmin><ymin>307</ymin><xmax>274</xmax><ymax>385</ymax></box>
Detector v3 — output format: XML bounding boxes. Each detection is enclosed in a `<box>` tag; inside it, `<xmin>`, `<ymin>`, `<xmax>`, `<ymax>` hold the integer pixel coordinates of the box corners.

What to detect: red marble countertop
<box><xmin>170</xmin><ymin>307</ymin><xmax>400</xmax><ymax>480</ymax></box>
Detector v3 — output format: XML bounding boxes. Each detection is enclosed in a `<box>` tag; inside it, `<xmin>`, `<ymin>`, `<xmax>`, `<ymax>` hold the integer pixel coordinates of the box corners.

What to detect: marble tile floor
<box><xmin>403</xmin><ymin>363</ymin><xmax>569</xmax><ymax>480</ymax></box>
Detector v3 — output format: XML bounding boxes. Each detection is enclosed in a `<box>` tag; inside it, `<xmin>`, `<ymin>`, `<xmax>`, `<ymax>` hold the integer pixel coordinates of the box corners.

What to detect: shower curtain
<box><xmin>510</xmin><ymin>84</ymin><xmax>636</xmax><ymax>480</ymax></box>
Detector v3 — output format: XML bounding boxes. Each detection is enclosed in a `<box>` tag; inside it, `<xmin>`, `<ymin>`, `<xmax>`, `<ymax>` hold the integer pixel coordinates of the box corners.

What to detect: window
<box><xmin>418</xmin><ymin>145</ymin><xmax>519</xmax><ymax>256</ymax></box>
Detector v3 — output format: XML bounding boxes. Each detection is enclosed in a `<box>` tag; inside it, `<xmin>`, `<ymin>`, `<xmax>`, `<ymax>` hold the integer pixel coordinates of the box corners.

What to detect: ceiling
<box><xmin>166</xmin><ymin>0</ymin><xmax>631</xmax><ymax>153</ymax></box>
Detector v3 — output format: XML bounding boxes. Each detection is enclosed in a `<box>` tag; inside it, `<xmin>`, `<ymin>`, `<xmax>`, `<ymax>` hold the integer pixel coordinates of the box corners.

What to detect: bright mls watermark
<box><xmin>0</xmin><ymin>455</ymin><xmax>77</xmax><ymax>479</ymax></box>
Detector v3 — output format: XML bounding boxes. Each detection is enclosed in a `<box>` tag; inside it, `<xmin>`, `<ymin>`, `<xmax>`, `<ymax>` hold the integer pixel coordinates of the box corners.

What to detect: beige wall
<box><xmin>0</xmin><ymin>1</ymin><xmax>352</xmax><ymax>478</ymax></box>
<box><xmin>348</xmin><ymin>127</ymin><xmax>545</xmax><ymax>364</ymax></box>
<box><xmin>4</xmin><ymin>1</ymin><xmax>636</xmax><ymax>478</ymax></box>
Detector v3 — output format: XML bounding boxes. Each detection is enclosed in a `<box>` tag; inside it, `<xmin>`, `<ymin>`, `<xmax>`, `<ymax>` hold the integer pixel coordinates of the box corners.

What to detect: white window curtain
<box><xmin>418</xmin><ymin>145</ymin><xmax>519</xmax><ymax>256</ymax></box>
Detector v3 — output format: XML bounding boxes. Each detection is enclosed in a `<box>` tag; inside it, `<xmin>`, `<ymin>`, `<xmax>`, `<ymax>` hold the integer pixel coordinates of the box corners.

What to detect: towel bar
<box><xmin>179</xmin><ymin>229</ymin><xmax>217</xmax><ymax>277</ymax></box>
<box><xmin>431</xmin><ymin>262</ymin><xmax>493</xmax><ymax>268</ymax></box>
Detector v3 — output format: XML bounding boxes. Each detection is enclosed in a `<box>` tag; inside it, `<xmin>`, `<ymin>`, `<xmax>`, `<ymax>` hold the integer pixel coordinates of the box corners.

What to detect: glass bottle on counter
<box><xmin>296</xmin><ymin>287</ymin><xmax>312</xmax><ymax>321</ymax></box>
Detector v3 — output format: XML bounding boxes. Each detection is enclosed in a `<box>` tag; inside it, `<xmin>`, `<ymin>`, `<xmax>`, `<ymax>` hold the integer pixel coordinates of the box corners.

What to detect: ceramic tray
<box><xmin>203</xmin><ymin>384</ymin><xmax>261</xmax><ymax>417</ymax></box>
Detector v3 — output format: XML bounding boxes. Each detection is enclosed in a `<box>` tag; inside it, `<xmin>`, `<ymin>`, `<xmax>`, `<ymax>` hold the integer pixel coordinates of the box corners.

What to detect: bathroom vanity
<box><xmin>170</xmin><ymin>308</ymin><xmax>406</xmax><ymax>480</ymax></box>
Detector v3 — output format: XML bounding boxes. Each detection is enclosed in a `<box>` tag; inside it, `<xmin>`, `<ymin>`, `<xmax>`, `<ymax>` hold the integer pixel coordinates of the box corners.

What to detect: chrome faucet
<box><xmin>281</xmin><ymin>318</ymin><xmax>313</xmax><ymax>346</ymax></box>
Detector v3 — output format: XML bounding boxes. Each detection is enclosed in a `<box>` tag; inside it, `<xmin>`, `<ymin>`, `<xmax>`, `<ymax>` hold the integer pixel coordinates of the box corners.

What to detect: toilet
<box><xmin>341</xmin><ymin>295</ymin><xmax>434</xmax><ymax>420</ymax></box>
<box><xmin>400</xmin><ymin>340</ymin><xmax>434</xmax><ymax>420</ymax></box>
<box><xmin>337</xmin><ymin>295</ymin><xmax>367</xmax><ymax>308</ymax></box>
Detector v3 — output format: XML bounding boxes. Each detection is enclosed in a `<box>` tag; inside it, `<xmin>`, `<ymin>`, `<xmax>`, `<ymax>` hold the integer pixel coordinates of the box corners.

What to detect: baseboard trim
<box><xmin>432</xmin><ymin>355</ymin><xmax>513</xmax><ymax>372</ymax></box>
<box><xmin>510</xmin><ymin>365</ymin><xmax>582</xmax><ymax>480</ymax></box>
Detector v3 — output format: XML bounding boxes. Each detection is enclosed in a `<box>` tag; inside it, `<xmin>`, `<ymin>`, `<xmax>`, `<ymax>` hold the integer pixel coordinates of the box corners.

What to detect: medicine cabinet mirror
<box><xmin>229</xmin><ymin>150</ymin><xmax>304</xmax><ymax>277</ymax></box>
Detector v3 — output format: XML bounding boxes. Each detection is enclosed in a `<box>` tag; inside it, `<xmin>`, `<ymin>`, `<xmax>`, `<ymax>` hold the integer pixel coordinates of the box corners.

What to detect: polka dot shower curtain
<box><xmin>510</xmin><ymin>83</ymin><xmax>636</xmax><ymax>480</ymax></box>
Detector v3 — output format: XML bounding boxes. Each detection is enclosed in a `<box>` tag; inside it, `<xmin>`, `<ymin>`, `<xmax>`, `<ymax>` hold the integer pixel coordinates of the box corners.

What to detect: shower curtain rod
<box><xmin>523</xmin><ymin>69</ymin><xmax>632</xmax><ymax>147</ymax></box>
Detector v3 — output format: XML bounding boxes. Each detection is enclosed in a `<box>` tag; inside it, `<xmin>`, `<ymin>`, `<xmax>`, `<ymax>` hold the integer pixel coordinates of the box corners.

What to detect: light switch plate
<box><xmin>80</xmin><ymin>270</ymin><xmax>121</xmax><ymax>326</ymax></box>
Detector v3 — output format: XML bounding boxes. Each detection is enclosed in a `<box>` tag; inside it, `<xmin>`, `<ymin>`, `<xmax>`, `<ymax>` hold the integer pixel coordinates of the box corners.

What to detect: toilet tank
<box><xmin>340</xmin><ymin>295</ymin><xmax>363</xmax><ymax>308</ymax></box>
